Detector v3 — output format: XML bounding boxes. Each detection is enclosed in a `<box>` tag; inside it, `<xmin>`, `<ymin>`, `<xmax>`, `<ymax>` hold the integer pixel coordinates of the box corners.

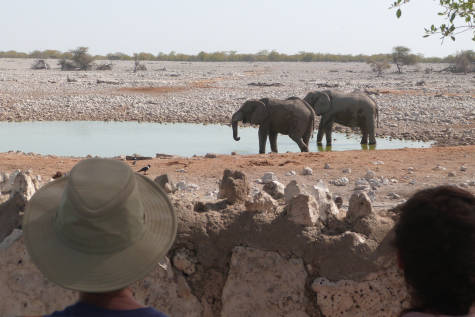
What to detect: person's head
<box><xmin>23</xmin><ymin>158</ymin><xmax>177</xmax><ymax>293</ymax></box>
<box><xmin>395</xmin><ymin>185</ymin><xmax>475</xmax><ymax>315</ymax></box>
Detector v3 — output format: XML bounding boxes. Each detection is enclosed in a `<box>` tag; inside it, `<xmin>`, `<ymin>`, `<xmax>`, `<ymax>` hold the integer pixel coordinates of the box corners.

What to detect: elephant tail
<box><xmin>303</xmin><ymin>99</ymin><xmax>316</xmax><ymax>139</ymax></box>
<box><xmin>376</xmin><ymin>105</ymin><xmax>379</xmax><ymax>128</ymax></box>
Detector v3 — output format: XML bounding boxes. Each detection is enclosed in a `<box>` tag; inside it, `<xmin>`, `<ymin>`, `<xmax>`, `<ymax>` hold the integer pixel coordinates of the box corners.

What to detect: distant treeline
<box><xmin>0</xmin><ymin>49</ymin><xmax>458</xmax><ymax>63</ymax></box>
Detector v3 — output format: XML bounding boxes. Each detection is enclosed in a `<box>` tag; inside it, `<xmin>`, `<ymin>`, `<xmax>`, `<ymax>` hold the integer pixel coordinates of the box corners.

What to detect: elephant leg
<box><xmin>316</xmin><ymin>117</ymin><xmax>325</xmax><ymax>146</ymax></box>
<box><xmin>289</xmin><ymin>133</ymin><xmax>308</xmax><ymax>152</ymax></box>
<box><xmin>360</xmin><ymin>125</ymin><xmax>368</xmax><ymax>144</ymax></box>
<box><xmin>325</xmin><ymin>121</ymin><xmax>333</xmax><ymax>146</ymax></box>
<box><xmin>303</xmin><ymin>131</ymin><xmax>311</xmax><ymax>149</ymax></box>
<box><xmin>368</xmin><ymin>119</ymin><xmax>376</xmax><ymax>145</ymax></box>
<box><xmin>269</xmin><ymin>131</ymin><xmax>278</xmax><ymax>153</ymax></box>
<box><xmin>258</xmin><ymin>126</ymin><xmax>268</xmax><ymax>154</ymax></box>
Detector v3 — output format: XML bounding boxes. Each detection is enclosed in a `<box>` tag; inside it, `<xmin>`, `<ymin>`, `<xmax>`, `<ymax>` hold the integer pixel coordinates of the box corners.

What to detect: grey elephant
<box><xmin>232</xmin><ymin>97</ymin><xmax>315</xmax><ymax>154</ymax></box>
<box><xmin>304</xmin><ymin>90</ymin><xmax>379</xmax><ymax>146</ymax></box>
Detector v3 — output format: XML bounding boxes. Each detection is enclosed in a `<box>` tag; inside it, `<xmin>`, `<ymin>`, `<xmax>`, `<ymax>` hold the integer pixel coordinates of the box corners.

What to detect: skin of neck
<box><xmin>79</xmin><ymin>287</ymin><xmax>145</xmax><ymax>310</ymax></box>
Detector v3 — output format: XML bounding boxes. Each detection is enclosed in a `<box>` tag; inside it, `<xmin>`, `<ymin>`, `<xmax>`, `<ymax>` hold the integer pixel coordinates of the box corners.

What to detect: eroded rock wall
<box><xmin>0</xmin><ymin>170</ymin><xmax>410</xmax><ymax>317</ymax></box>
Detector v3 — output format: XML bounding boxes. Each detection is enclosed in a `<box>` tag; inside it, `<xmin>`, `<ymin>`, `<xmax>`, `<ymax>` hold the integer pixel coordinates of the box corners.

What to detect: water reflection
<box><xmin>317</xmin><ymin>145</ymin><xmax>333</xmax><ymax>152</ymax></box>
<box><xmin>360</xmin><ymin>144</ymin><xmax>377</xmax><ymax>151</ymax></box>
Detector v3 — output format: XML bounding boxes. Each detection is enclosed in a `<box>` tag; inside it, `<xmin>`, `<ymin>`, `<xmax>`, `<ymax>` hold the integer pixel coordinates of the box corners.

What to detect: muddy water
<box><xmin>0</xmin><ymin>121</ymin><xmax>432</xmax><ymax>157</ymax></box>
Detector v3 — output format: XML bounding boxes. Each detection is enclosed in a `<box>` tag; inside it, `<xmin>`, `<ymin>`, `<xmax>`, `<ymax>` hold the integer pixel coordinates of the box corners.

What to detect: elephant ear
<box><xmin>303</xmin><ymin>92</ymin><xmax>316</xmax><ymax>105</ymax></box>
<box><xmin>315</xmin><ymin>92</ymin><xmax>331</xmax><ymax>115</ymax></box>
<box><xmin>244</xmin><ymin>99</ymin><xmax>268</xmax><ymax>124</ymax></box>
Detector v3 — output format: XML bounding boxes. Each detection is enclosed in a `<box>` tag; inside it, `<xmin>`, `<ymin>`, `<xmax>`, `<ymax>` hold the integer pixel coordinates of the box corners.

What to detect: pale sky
<box><xmin>1</xmin><ymin>0</ymin><xmax>473</xmax><ymax>57</ymax></box>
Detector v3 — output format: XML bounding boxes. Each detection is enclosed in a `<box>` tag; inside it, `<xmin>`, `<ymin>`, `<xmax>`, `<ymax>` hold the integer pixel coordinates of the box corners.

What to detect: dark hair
<box><xmin>395</xmin><ymin>185</ymin><xmax>475</xmax><ymax>315</ymax></box>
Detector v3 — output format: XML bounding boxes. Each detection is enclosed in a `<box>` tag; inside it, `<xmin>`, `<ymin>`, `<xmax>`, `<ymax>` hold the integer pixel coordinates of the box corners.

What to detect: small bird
<box><xmin>137</xmin><ymin>164</ymin><xmax>151</xmax><ymax>175</ymax></box>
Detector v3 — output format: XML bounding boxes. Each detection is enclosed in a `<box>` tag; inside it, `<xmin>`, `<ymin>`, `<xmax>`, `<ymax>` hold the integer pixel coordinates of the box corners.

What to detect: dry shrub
<box><xmin>367</xmin><ymin>60</ymin><xmax>391</xmax><ymax>76</ymax></box>
<box><xmin>454</xmin><ymin>50</ymin><xmax>474</xmax><ymax>73</ymax></box>
<box><xmin>31</xmin><ymin>59</ymin><xmax>50</xmax><ymax>70</ymax></box>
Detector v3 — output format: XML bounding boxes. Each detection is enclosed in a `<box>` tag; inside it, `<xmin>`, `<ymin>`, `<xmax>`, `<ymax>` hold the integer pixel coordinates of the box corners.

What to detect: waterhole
<box><xmin>0</xmin><ymin>121</ymin><xmax>432</xmax><ymax>157</ymax></box>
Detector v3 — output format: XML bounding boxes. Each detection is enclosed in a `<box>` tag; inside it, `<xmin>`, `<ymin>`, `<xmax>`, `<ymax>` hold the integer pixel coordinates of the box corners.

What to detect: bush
<box><xmin>31</xmin><ymin>59</ymin><xmax>50</xmax><ymax>70</ymax></box>
<box><xmin>70</xmin><ymin>47</ymin><xmax>94</xmax><ymax>70</ymax></box>
<box><xmin>367</xmin><ymin>59</ymin><xmax>391</xmax><ymax>76</ymax></box>
<box><xmin>454</xmin><ymin>50</ymin><xmax>474</xmax><ymax>73</ymax></box>
<box><xmin>58</xmin><ymin>59</ymin><xmax>77</xmax><ymax>71</ymax></box>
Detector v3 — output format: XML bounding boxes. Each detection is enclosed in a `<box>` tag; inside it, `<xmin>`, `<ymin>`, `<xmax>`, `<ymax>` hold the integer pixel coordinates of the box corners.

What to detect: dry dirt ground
<box><xmin>2</xmin><ymin>145</ymin><xmax>474</xmax><ymax>210</ymax></box>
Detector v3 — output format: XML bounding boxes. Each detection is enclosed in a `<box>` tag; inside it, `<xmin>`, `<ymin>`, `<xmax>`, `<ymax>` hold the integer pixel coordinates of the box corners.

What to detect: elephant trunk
<box><xmin>232</xmin><ymin>111</ymin><xmax>243</xmax><ymax>141</ymax></box>
<box><xmin>232</xmin><ymin>120</ymin><xmax>240</xmax><ymax>141</ymax></box>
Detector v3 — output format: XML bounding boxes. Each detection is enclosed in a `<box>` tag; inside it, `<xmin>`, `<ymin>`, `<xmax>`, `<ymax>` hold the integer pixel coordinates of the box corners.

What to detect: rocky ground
<box><xmin>0</xmin><ymin>58</ymin><xmax>474</xmax><ymax>316</ymax></box>
<box><xmin>0</xmin><ymin>58</ymin><xmax>474</xmax><ymax>146</ymax></box>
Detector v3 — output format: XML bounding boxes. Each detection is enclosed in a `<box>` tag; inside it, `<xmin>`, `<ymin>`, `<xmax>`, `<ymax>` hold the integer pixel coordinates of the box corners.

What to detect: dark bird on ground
<box><xmin>137</xmin><ymin>164</ymin><xmax>151</xmax><ymax>174</ymax></box>
<box><xmin>52</xmin><ymin>171</ymin><xmax>64</xmax><ymax>179</ymax></box>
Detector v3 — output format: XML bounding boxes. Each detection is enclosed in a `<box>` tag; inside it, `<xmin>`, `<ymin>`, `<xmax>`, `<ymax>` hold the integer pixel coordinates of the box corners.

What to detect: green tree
<box><xmin>70</xmin><ymin>47</ymin><xmax>95</xmax><ymax>70</ymax></box>
<box><xmin>392</xmin><ymin>46</ymin><xmax>417</xmax><ymax>73</ymax></box>
<box><xmin>391</xmin><ymin>0</ymin><xmax>474</xmax><ymax>41</ymax></box>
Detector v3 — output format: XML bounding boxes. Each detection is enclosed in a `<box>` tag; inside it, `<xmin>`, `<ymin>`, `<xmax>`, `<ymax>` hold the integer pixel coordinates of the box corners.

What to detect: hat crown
<box><xmin>56</xmin><ymin>159</ymin><xmax>145</xmax><ymax>254</ymax></box>
<box><xmin>69</xmin><ymin>159</ymin><xmax>133</xmax><ymax>212</ymax></box>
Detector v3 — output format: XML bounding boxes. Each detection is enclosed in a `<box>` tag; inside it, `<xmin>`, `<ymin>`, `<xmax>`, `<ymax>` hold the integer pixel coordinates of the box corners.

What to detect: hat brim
<box><xmin>23</xmin><ymin>173</ymin><xmax>177</xmax><ymax>293</ymax></box>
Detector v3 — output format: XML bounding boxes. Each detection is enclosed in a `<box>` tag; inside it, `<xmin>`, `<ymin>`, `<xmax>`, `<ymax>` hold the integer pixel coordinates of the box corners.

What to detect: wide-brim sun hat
<box><xmin>23</xmin><ymin>158</ymin><xmax>177</xmax><ymax>292</ymax></box>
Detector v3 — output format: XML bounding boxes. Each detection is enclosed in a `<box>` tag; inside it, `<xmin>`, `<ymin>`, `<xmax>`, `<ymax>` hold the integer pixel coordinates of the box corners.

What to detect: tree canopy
<box><xmin>391</xmin><ymin>0</ymin><xmax>474</xmax><ymax>41</ymax></box>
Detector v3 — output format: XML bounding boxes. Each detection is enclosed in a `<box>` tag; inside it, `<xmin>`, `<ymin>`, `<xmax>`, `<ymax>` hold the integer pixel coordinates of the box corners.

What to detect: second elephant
<box><xmin>232</xmin><ymin>97</ymin><xmax>315</xmax><ymax>154</ymax></box>
<box><xmin>304</xmin><ymin>90</ymin><xmax>379</xmax><ymax>146</ymax></box>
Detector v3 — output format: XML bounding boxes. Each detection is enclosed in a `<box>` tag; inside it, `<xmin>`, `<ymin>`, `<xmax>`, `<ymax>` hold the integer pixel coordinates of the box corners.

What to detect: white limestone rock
<box><xmin>311</xmin><ymin>268</ymin><xmax>409</xmax><ymax>317</ymax></box>
<box><xmin>284</xmin><ymin>180</ymin><xmax>304</xmax><ymax>203</ymax></box>
<box><xmin>245</xmin><ymin>191</ymin><xmax>278</xmax><ymax>213</ymax></box>
<box><xmin>287</xmin><ymin>194</ymin><xmax>319</xmax><ymax>226</ymax></box>
<box><xmin>347</xmin><ymin>191</ymin><xmax>373</xmax><ymax>222</ymax></box>
<box><xmin>222</xmin><ymin>246</ymin><xmax>309</xmax><ymax>317</ymax></box>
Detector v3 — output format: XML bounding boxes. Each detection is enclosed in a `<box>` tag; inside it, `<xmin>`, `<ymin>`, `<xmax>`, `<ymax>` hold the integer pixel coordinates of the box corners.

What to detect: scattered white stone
<box><xmin>354</xmin><ymin>178</ymin><xmax>369</xmax><ymax>191</ymax></box>
<box><xmin>285</xmin><ymin>170</ymin><xmax>296</xmax><ymax>176</ymax></box>
<box><xmin>324</xmin><ymin>163</ymin><xmax>331</xmax><ymax>169</ymax></box>
<box><xmin>176</xmin><ymin>181</ymin><xmax>187</xmax><ymax>191</ymax></box>
<box><xmin>261</xmin><ymin>172</ymin><xmax>277</xmax><ymax>184</ymax></box>
<box><xmin>176</xmin><ymin>169</ymin><xmax>186</xmax><ymax>173</ymax></box>
<box><xmin>364</xmin><ymin>170</ymin><xmax>376</xmax><ymax>180</ymax></box>
<box><xmin>407</xmin><ymin>167</ymin><xmax>415</xmax><ymax>172</ymax></box>
<box><xmin>186</xmin><ymin>183</ymin><xmax>199</xmax><ymax>191</ymax></box>
<box><xmin>448</xmin><ymin>171</ymin><xmax>456</xmax><ymax>177</ymax></box>
<box><xmin>433</xmin><ymin>165</ymin><xmax>446</xmax><ymax>171</ymax></box>
<box><xmin>372</xmin><ymin>161</ymin><xmax>384</xmax><ymax>165</ymax></box>
<box><xmin>381</xmin><ymin>178</ymin><xmax>390</xmax><ymax>185</ymax></box>
<box><xmin>409</xmin><ymin>179</ymin><xmax>416</xmax><ymax>185</ymax></box>
<box><xmin>302</xmin><ymin>167</ymin><xmax>313</xmax><ymax>176</ymax></box>
<box><xmin>458</xmin><ymin>183</ymin><xmax>469</xmax><ymax>188</ymax></box>
<box><xmin>390</xmin><ymin>178</ymin><xmax>399</xmax><ymax>184</ymax></box>
<box><xmin>460</xmin><ymin>166</ymin><xmax>467</xmax><ymax>172</ymax></box>
<box><xmin>330</xmin><ymin>177</ymin><xmax>349</xmax><ymax>186</ymax></box>
<box><xmin>468</xmin><ymin>180</ymin><xmax>475</xmax><ymax>186</ymax></box>
<box><xmin>368</xmin><ymin>178</ymin><xmax>381</xmax><ymax>189</ymax></box>
<box><xmin>387</xmin><ymin>192</ymin><xmax>401</xmax><ymax>200</ymax></box>
<box><xmin>342</xmin><ymin>168</ymin><xmax>351</xmax><ymax>174</ymax></box>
